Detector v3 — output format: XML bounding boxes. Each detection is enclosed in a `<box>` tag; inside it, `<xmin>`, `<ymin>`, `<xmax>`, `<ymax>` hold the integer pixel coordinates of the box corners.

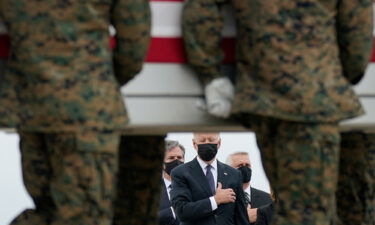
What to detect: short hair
<box><xmin>165</xmin><ymin>140</ymin><xmax>185</xmax><ymax>156</ymax></box>
<box><xmin>226</xmin><ymin>152</ymin><xmax>249</xmax><ymax>165</ymax></box>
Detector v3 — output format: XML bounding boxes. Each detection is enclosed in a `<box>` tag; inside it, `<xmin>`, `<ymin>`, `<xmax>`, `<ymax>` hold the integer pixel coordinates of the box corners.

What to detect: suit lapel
<box><xmin>160</xmin><ymin>180</ymin><xmax>171</xmax><ymax>209</ymax></box>
<box><xmin>189</xmin><ymin>158</ymin><xmax>213</xmax><ymax>197</ymax></box>
<box><xmin>250</xmin><ymin>187</ymin><xmax>259</xmax><ymax>207</ymax></box>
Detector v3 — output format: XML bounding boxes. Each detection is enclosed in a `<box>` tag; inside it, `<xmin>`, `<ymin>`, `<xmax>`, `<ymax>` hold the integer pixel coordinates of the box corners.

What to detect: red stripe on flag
<box><xmin>371</xmin><ymin>38</ymin><xmax>375</xmax><ymax>62</ymax></box>
<box><xmin>146</xmin><ymin>37</ymin><xmax>235</xmax><ymax>63</ymax></box>
<box><xmin>110</xmin><ymin>36</ymin><xmax>235</xmax><ymax>63</ymax></box>
<box><xmin>0</xmin><ymin>35</ymin><xmax>10</xmax><ymax>59</ymax></box>
<box><xmin>221</xmin><ymin>38</ymin><xmax>235</xmax><ymax>64</ymax></box>
<box><xmin>146</xmin><ymin>37</ymin><xmax>186</xmax><ymax>63</ymax></box>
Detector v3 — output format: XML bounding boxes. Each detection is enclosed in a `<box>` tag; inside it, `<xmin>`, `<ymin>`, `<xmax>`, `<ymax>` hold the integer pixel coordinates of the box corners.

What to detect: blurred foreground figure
<box><xmin>0</xmin><ymin>20</ymin><xmax>18</xmax><ymax>127</ymax></box>
<box><xmin>113</xmin><ymin>135</ymin><xmax>166</xmax><ymax>225</ymax></box>
<box><xmin>182</xmin><ymin>0</ymin><xmax>373</xmax><ymax>224</ymax></box>
<box><xmin>0</xmin><ymin>0</ymin><xmax>151</xmax><ymax>224</ymax></box>
<box><xmin>337</xmin><ymin>132</ymin><xmax>375</xmax><ymax>225</ymax></box>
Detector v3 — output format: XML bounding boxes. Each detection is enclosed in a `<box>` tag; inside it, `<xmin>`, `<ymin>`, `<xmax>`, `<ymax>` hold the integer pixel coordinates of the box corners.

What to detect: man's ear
<box><xmin>217</xmin><ymin>138</ymin><xmax>221</xmax><ymax>149</ymax></box>
<box><xmin>192</xmin><ymin>139</ymin><xmax>198</xmax><ymax>151</ymax></box>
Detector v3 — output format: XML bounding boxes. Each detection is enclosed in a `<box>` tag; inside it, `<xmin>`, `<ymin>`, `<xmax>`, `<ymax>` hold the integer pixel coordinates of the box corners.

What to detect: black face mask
<box><xmin>238</xmin><ymin>166</ymin><xmax>252</xmax><ymax>183</ymax></box>
<box><xmin>164</xmin><ymin>159</ymin><xmax>184</xmax><ymax>176</ymax></box>
<box><xmin>197</xmin><ymin>144</ymin><xmax>218</xmax><ymax>161</ymax></box>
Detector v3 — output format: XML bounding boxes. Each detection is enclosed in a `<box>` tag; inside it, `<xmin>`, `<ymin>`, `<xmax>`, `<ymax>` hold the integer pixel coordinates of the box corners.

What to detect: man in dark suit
<box><xmin>159</xmin><ymin>140</ymin><xmax>186</xmax><ymax>225</ymax></box>
<box><xmin>170</xmin><ymin>133</ymin><xmax>249</xmax><ymax>225</ymax></box>
<box><xmin>226</xmin><ymin>152</ymin><xmax>273</xmax><ymax>224</ymax></box>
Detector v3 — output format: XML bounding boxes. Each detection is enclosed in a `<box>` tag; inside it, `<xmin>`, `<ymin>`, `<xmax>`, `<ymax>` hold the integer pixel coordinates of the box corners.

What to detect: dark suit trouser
<box><xmin>237</xmin><ymin>114</ymin><xmax>340</xmax><ymax>225</ymax></box>
<box><xmin>113</xmin><ymin>135</ymin><xmax>165</xmax><ymax>225</ymax></box>
<box><xmin>337</xmin><ymin>132</ymin><xmax>375</xmax><ymax>225</ymax></box>
<box><xmin>11</xmin><ymin>130</ymin><xmax>120</xmax><ymax>225</ymax></box>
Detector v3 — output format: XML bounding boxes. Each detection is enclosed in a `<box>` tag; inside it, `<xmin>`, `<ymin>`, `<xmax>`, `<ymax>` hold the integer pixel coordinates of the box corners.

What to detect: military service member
<box><xmin>113</xmin><ymin>135</ymin><xmax>166</xmax><ymax>225</ymax></box>
<box><xmin>336</xmin><ymin>132</ymin><xmax>375</xmax><ymax>225</ymax></box>
<box><xmin>0</xmin><ymin>19</ymin><xmax>18</xmax><ymax>127</ymax></box>
<box><xmin>0</xmin><ymin>0</ymin><xmax>150</xmax><ymax>224</ymax></box>
<box><xmin>182</xmin><ymin>0</ymin><xmax>373</xmax><ymax>224</ymax></box>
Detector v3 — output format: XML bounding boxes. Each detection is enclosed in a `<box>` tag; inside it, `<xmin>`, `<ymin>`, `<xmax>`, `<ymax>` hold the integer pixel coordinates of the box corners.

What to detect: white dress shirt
<box><xmin>163</xmin><ymin>177</ymin><xmax>176</xmax><ymax>218</ymax></box>
<box><xmin>163</xmin><ymin>177</ymin><xmax>172</xmax><ymax>200</ymax></box>
<box><xmin>244</xmin><ymin>185</ymin><xmax>252</xmax><ymax>203</ymax></box>
<box><xmin>196</xmin><ymin>157</ymin><xmax>218</xmax><ymax>211</ymax></box>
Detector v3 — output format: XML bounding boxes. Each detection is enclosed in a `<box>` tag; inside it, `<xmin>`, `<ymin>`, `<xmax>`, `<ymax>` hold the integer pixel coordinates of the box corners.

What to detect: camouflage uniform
<box><xmin>13</xmin><ymin>130</ymin><xmax>119</xmax><ymax>225</ymax></box>
<box><xmin>113</xmin><ymin>135</ymin><xmax>165</xmax><ymax>225</ymax></box>
<box><xmin>182</xmin><ymin>0</ymin><xmax>373</xmax><ymax>224</ymax></box>
<box><xmin>337</xmin><ymin>132</ymin><xmax>375</xmax><ymax>225</ymax></box>
<box><xmin>238</xmin><ymin>114</ymin><xmax>341</xmax><ymax>225</ymax></box>
<box><xmin>0</xmin><ymin>0</ymin><xmax>151</xmax><ymax>224</ymax></box>
<box><xmin>0</xmin><ymin>21</ymin><xmax>18</xmax><ymax>127</ymax></box>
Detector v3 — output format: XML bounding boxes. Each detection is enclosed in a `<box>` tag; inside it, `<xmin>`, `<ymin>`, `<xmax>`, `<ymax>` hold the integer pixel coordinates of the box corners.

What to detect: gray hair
<box><xmin>165</xmin><ymin>140</ymin><xmax>185</xmax><ymax>155</ymax></box>
<box><xmin>226</xmin><ymin>152</ymin><xmax>249</xmax><ymax>165</ymax></box>
<box><xmin>192</xmin><ymin>133</ymin><xmax>220</xmax><ymax>141</ymax></box>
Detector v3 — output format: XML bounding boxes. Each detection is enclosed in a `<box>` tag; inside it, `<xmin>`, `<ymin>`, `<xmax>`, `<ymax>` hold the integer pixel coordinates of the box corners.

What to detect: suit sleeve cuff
<box><xmin>170</xmin><ymin>207</ymin><xmax>176</xmax><ymax>219</ymax></box>
<box><xmin>209</xmin><ymin>196</ymin><xmax>218</xmax><ymax>211</ymax></box>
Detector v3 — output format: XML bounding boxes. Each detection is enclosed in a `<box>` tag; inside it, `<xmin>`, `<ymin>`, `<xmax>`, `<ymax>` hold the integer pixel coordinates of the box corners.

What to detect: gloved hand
<box><xmin>204</xmin><ymin>77</ymin><xmax>235</xmax><ymax>118</ymax></box>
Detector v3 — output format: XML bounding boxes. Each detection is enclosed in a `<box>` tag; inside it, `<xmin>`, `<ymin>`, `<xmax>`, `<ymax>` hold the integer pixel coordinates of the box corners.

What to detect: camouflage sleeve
<box><xmin>336</xmin><ymin>0</ymin><xmax>373</xmax><ymax>85</ymax></box>
<box><xmin>0</xmin><ymin>22</ymin><xmax>19</xmax><ymax>128</ymax></box>
<box><xmin>182</xmin><ymin>0</ymin><xmax>224</xmax><ymax>85</ymax></box>
<box><xmin>111</xmin><ymin>0</ymin><xmax>151</xmax><ymax>86</ymax></box>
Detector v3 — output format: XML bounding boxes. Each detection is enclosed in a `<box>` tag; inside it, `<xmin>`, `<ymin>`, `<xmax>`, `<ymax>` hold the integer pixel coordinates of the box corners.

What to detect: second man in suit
<box><xmin>159</xmin><ymin>140</ymin><xmax>185</xmax><ymax>225</ymax></box>
<box><xmin>170</xmin><ymin>133</ymin><xmax>249</xmax><ymax>225</ymax></box>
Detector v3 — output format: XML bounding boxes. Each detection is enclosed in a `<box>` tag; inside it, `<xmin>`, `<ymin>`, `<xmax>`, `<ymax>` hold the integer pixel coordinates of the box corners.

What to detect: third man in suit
<box><xmin>226</xmin><ymin>152</ymin><xmax>273</xmax><ymax>224</ymax></box>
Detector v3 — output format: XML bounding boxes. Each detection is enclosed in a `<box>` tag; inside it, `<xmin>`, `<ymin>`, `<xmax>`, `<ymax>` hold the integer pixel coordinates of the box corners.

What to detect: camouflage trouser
<box><xmin>336</xmin><ymin>132</ymin><xmax>375</xmax><ymax>225</ymax></box>
<box><xmin>236</xmin><ymin>114</ymin><xmax>340</xmax><ymax>225</ymax></box>
<box><xmin>11</xmin><ymin>130</ymin><xmax>120</xmax><ymax>225</ymax></box>
<box><xmin>113</xmin><ymin>135</ymin><xmax>165</xmax><ymax>225</ymax></box>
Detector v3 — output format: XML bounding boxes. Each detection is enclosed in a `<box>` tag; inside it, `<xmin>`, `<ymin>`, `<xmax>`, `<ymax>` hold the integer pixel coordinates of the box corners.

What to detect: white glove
<box><xmin>204</xmin><ymin>77</ymin><xmax>235</xmax><ymax>118</ymax></box>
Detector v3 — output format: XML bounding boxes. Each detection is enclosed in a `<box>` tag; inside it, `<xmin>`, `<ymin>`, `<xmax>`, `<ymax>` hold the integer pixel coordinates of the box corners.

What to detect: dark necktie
<box><xmin>206</xmin><ymin>165</ymin><xmax>215</xmax><ymax>195</ymax></box>
<box><xmin>244</xmin><ymin>192</ymin><xmax>251</xmax><ymax>206</ymax></box>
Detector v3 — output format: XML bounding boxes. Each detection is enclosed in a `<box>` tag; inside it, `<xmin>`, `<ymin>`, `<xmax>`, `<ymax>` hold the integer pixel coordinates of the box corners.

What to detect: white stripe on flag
<box><xmin>151</xmin><ymin>2</ymin><xmax>236</xmax><ymax>37</ymax></box>
<box><xmin>151</xmin><ymin>2</ymin><xmax>183</xmax><ymax>37</ymax></box>
<box><xmin>355</xmin><ymin>63</ymin><xmax>375</xmax><ymax>96</ymax></box>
